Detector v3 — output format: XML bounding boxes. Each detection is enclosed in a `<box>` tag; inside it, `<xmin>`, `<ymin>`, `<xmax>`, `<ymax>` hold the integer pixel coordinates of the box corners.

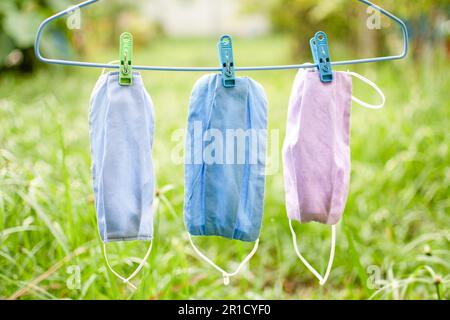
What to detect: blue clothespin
<box><xmin>217</xmin><ymin>35</ymin><xmax>235</xmax><ymax>88</ymax></box>
<box><xmin>310</xmin><ymin>31</ymin><xmax>333</xmax><ymax>83</ymax></box>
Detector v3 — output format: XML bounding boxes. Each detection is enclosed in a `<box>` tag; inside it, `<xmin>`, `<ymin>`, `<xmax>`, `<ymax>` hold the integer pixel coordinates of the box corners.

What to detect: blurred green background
<box><xmin>0</xmin><ymin>0</ymin><xmax>449</xmax><ymax>300</ymax></box>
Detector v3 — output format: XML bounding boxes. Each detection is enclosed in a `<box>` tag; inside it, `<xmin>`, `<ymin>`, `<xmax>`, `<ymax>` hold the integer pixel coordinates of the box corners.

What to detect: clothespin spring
<box><xmin>310</xmin><ymin>31</ymin><xmax>333</xmax><ymax>83</ymax></box>
<box><xmin>217</xmin><ymin>35</ymin><xmax>236</xmax><ymax>88</ymax></box>
<box><xmin>119</xmin><ymin>32</ymin><xmax>133</xmax><ymax>86</ymax></box>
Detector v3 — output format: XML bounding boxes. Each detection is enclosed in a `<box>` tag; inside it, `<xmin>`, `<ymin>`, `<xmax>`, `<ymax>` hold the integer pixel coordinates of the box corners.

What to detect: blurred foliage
<box><xmin>77</xmin><ymin>0</ymin><xmax>163</xmax><ymax>52</ymax></box>
<box><xmin>0</xmin><ymin>0</ymin><xmax>75</xmax><ymax>71</ymax></box>
<box><xmin>0</xmin><ymin>36</ymin><xmax>448</xmax><ymax>299</ymax></box>
<box><xmin>2</xmin><ymin>0</ymin><xmax>448</xmax><ymax>72</ymax></box>
<box><xmin>0</xmin><ymin>0</ymin><xmax>162</xmax><ymax>72</ymax></box>
<box><xmin>244</xmin><ymin>0</ymin><xmax>450</xmax><ymax>60</ymax></box>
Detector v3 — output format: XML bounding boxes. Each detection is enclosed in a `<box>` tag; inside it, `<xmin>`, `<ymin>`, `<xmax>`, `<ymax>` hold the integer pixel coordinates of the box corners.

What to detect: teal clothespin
<box><xmin>217</xmin><ymin>35</ymin><xmax>235</xmax><ymax>88</ymax></box>
<box><xmin>119</xmin><ymin>32</ymin><xmax>133</xmax><ymax>86</ymax></box>
<box><xmin>310</xmin><ymin>31</ymin><xmax>333</xmax><ymax>83</ymax></box>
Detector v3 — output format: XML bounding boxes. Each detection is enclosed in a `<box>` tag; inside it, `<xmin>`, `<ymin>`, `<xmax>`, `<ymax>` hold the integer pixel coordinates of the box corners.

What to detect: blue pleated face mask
<box><xmin>89</xmin><ymin>71</ymin><xmax>155</xmax><ymax>288</ymax></box>
<box><xmin>184</xmin><ymin>74</ymin><xmax>268</xmax><ymax>285</ymax></box>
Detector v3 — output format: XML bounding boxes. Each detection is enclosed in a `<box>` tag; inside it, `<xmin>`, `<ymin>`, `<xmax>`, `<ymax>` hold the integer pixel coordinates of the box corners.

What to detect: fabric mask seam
<box><xmin>234</xmin><ymin>78</ymin><xmax>252</xmax><ymax>240</ymax></box>
<box><xmin>88</xmin><ymin>77</ymin><xmax>106</xmax><ymax>224</ymax></box>
<box><xmin>184</xmin><ymin>79</ymin><xmax>207</xmax><ymax>230</ymax></box>
<box><xmin>137</xmin><ymin>75</ymin><xmax>154</xmax><ymax>239</ymax></box>
<box><xmin>282</xmin><ymin>71</ymin><xmax>300</xmax><ymax>222</ymax></box>
<box><xmin>98</xmin><ymin>73</ymin><xmax>113</xmax><ymax>242</ymax></box>
<box><xmin>344</xmin><ymin>74</ymin><xmax>353</xmax><ymax>214</ymax></box>
<box><xmin>329</xmin><ymin>73</ymin><xmax>339</xmax><ymax>223</ymax></box>
<box><xmin>294</xmin><ymin>71</ymin><xmax>308</xmax><ymax>223</ymax></box>
<box><xmin>246</xmin><ymin>79</ymin><xmax>267</xmax><ymax>241</ymax></box>
<box><xmin>202</xmin><ymin>74</ymin><xmax>219</xmax><ymax>232</ymax></box>
<box><xmin>257</xmin><ymin>83</ymin><xmax>269</xmax><ymax>240</ymax></box>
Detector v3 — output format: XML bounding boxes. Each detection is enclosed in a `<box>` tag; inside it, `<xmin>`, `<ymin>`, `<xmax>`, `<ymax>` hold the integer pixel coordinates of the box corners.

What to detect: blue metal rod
<box><xmin>34</xmin><ymin>0</ymin><xmax>408</xmax><ymax>72</ymax></box>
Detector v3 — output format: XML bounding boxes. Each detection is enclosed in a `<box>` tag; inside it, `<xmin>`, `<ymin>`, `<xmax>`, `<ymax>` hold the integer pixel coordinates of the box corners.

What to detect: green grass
<box><xmin>0</xmin><ymin>36</ymin><xmax>449</xmax><ymax>299</ymax></box>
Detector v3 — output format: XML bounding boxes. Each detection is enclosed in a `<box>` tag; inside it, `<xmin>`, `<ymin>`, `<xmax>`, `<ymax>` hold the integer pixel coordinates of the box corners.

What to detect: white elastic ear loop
<box><xmin>288</xmin><ymin>220</ymin><xmax>336</xmax><ymax>286</ymax></box>
<box><xmin>103</xmin><ymin>240</ymin><xmax>153</xmax><ymax>290</ymax></box>
<box><xmin>345</xmin><ymin>71</ymin><xmax>386</xmax><ymax>110</ymax></box>
<box><xmin>188</xmin><ymin>233</ymin><xmax>260</xmax><ymax>286</ymax></box>
<box><xmin>102</xmin><ymin>60</ymin><xmax>120</xmax><ymax>75</ymax></box>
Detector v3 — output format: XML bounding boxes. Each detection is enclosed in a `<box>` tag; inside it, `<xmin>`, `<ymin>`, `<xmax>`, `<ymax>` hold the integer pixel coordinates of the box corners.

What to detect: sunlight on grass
<box><xmin>0</xmin><ymin>36</ymin><xmax>449</xmax><ymax>299</ymax></box>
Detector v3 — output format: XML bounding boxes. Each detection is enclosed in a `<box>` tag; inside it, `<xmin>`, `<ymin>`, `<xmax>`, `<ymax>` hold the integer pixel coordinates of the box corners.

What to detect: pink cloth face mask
<box><xmin>282</xmin><ymin>69</ymin><xmax>385</xmax><ymax>285</ymax></box>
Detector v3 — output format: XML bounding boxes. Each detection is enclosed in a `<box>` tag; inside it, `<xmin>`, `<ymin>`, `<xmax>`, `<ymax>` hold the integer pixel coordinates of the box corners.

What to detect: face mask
<box><xmin>282</xmin><ymin>69</ymin><xmax>385</xmax><ymax>285</ymax></box>
<box><xmin>184</xmin><ymin>74</ymin><xmax>268</xmax><ymax>285</ymax></box>
<box><xmin>89</xmin><ymin>70</ymin><xmax>155</xmax><ymax>288</ymax></box>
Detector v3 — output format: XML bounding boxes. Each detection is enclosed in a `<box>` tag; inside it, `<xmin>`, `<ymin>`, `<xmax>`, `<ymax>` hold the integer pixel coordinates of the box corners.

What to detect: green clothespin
<box><xmin>119</xmin><ymin>32</ymin><xmax>133</xmax><ymax>86</ymax></box>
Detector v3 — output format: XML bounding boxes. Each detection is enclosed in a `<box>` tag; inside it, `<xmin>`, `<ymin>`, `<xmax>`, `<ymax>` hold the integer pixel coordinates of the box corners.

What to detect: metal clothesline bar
<box><xmin>34</xmin><ymin>0</ymin><xmax>408</xmax><ymax>72</ymax></box>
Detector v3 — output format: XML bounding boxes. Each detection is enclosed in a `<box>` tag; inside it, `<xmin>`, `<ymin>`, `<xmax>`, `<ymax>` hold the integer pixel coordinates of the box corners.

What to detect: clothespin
<box><xmin>119</xmin><ymin>32</ymin><xmax>133</xmax><ymax>86</ymax></box>
<box><xmin>217</xmin><ymin>35</ymin><xmax>235</xmax><ymax>88</ymax></box>
<box><xmin>310</xmin><ymin>31</ymin><xmax>333</xmax><ymax>83</ymax></box>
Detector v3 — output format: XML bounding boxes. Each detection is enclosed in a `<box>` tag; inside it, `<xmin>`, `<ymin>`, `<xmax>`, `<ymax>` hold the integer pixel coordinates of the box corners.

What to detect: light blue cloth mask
<box><xmin>89</xmin><ymin>71</ymin><xmax>155</xmax><ymax>287</ymax></box>
<box><xmin>184</xmin><ymin>74</ymin><xmax>267</xmax><ymax>284</ymax></box>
